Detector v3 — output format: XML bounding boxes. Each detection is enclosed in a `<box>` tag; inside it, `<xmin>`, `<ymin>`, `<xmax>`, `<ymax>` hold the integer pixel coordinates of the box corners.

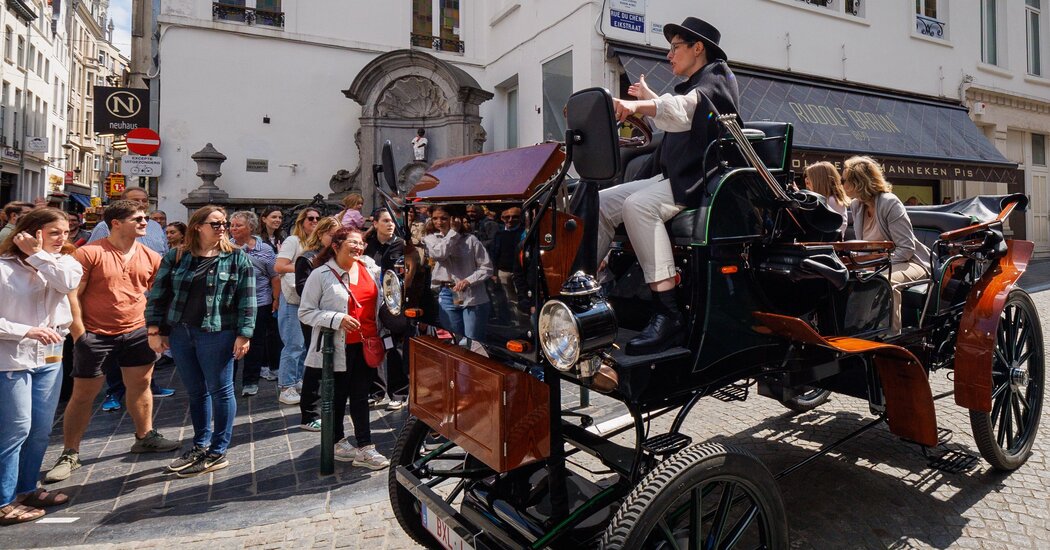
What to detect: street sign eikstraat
<box><xmin>94</xmin><ymin>87</ymin><xmax>150</xmax><ymax>135</ymax></box>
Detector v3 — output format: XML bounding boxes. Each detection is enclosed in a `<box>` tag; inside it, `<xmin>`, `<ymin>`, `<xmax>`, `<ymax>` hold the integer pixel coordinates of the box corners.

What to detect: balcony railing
<box><xmin>410</xmin><ymin>32</ymin><xmax>465</xmax><ymax>54</ymax></box>
<box><xmin>796</xmin><ymin>0</ymin><xmax>832</xmax><ymax>7</ymax></box>
<box><xmin>212</xmin><ymin>3</ymin><xmax>285</xmax><ymax>28</ymax></box>
<box><xmin>915</xmin><ymin>14</ymin><xmax>946</xmax><ymax>38</ymax></box>
<box><xmin>793</xmin><ymin>0</ymin><xmax>861</xmax><ymax>16</ymax></box>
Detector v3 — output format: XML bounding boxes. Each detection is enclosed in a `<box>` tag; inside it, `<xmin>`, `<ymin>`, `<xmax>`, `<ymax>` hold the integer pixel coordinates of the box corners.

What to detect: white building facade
<box><xmin>149</xmin><ymin>1</ymin><xmax>1049</xmax><ymax>252</ymax></box>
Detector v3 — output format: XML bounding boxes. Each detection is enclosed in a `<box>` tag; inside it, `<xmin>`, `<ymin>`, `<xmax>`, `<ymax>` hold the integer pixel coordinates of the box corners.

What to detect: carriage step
<box><xmin>642</xmin><ymin>433</ymin><xmax>693</xmax><ymax>456</ymax></box>
<box><xmin>927</xmin><ymin>449</ymin><xmax>978</xmax><ymax>474</ymax></box>
<box><xmin>936</xmin><ymin>427</ymin><xmax>953</xmax><ymax>445</ymax></box>
<box><xmin>711</xmin><ymin>384</ymin><xmax>750</xmax><ymax>402</ymax></box>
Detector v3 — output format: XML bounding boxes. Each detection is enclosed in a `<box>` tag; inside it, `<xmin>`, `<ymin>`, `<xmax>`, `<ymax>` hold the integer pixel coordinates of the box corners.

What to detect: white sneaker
<box><xmin>386</xmin><ymin>399</ymin><xmax>404</xmax><ymax>411</ymax></box>
<box><xmin>259</xmin><ymin>367</ymin><xmax>277</xmax><ymax>381</ymax></box>
<box><xmin>353</xmin><ymin>444</ymin><xmax>390</xmax><ymax>470</ymax></box>
<box><xmin>241</xmin><ymin>384</ymin><xmax>259</xmax><ymax>397</ymax></box>
<box><xmin>334</xmin><ymin>438</ymin><xmax>357</xmax><ymax>462</ymax></box>
<box><xmin>278</xmin><ymin>386</ymin><xmax>300</xmax><ymax>405</ymax></box>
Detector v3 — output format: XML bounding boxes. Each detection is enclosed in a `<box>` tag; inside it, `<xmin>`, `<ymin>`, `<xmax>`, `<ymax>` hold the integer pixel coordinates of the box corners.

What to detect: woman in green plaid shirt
<box><xmin>145</xmin><ymin>205</ymin><xmax>256</xmax><ymax>478</ymax></box>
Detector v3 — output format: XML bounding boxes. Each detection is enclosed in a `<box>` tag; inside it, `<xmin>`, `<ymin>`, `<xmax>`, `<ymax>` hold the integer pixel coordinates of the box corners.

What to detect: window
<box><xmin>35</xmin><ymin>52</ymin><xmax>41</xmax><ymax>75</ymax></box>
<box><xmin>411</xmin><ymin>0</ymin><xmax>463</xmax><ymax>53</ymax></box>
<box><xmin>541</xmin><ymin>51</ymin><xmax>572</xmax><ymax>142</ymax></box>
<box><xmin>982</xmin><ymin>0</ymin><xmax>998</xmax><ymax>65</ymax></box>
<box><xmin>43</xmin><ymin>59</ymin><xmax>48</xmax><ymax>81</ymax></box>
<box><xmin>1034</xmin><ymin>133</ymin><xmax>1047</xmax><ymax>166</ymax></box>
<box><xmin>3</xmin><ymin>27</ymin><xmax>10</xmax><ymax>61</ymax></box>
<box><xmin>1029</xmin><ymin>0</ymin><xmax>1043</xmax><ymax>76</ymax></box>
<box><xmin>16</xmin><ymin>36</ymin><xmax>23</xmax><ymax>68</ymax></box>
<box><xmin>915</xmin><ymin>0</ymin><xmax>946</xmax><ymax>38</ymax></box>
<box><xmin>507</xmin><ymin>87</ymin><xmax>518</xmax><ymax>149</ymax></box>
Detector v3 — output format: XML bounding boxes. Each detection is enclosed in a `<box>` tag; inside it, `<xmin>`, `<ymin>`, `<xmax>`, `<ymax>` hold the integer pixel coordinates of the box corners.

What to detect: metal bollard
<box><xmin>319</xmin><ymin>328</ymin><xmax>336</xmax><ymax>475</ymax></box>
<box><xmin>580</xmin><ymin>387</ymin><xmax>590</xmax><ymax>408</ymax></box>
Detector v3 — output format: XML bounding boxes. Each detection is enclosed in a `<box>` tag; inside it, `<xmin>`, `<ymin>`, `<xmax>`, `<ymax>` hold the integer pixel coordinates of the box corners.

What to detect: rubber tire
<box><xmin>969</xmin><ymin>290</ymin><xmax>1045</xmax><ymax>471</ymax></box>
<box><xmin>779</xmin><ymin>387</ymin><xmax>832</xmax><ymax>414</ymax></box>
<box><xmin>387</xmin><ymin>416</ymin><xmax>442</xmax><ymax>548</ymax></box>
<box><xmin>601</xmin><ymin>443</ymin><xmax>789</xmax><ymax>549</ymax></box>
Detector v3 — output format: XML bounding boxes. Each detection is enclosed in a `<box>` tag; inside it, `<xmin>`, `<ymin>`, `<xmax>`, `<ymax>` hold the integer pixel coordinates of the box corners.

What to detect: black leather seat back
<box><xmin>740</xmin><ymin>121</ymin><xmax>792</xmax><ymax>172</ymax></box>
<box><xmin>906</xmin><ymin>210</ymin><xmax>974</xmax><ymax>250</ymax></box>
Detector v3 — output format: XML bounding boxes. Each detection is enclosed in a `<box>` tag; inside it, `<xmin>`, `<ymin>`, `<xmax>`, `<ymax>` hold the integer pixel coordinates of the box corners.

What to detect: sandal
<box><xmin>0</xmin><ymin>503</ymin><xmax>45</xmax><ymax>525</ymax></box>
<box><xmin>19</xmin><ymin>489</ymin><xmax>69</xmax><ymax>508</ymax></box>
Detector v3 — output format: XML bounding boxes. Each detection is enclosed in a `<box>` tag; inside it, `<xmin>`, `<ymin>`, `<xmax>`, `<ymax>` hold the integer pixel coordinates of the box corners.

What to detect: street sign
<box><xmin>122</xmin><ymin>155</ymin><xmax>162</xmax><ymax>177</ymax></box>
<box><xmin>94</xmin><ymin>87</ymin><xmax>150</xmax><ymax>135</ymax></box>
<box><xmin>106</xmin><ymin>173</ymin><xmax>126</xmax><ymax>197</ymax></box>
<box><xmin>26</xmin><ymin>136</ymin><xmax>48</xmax><ymax>152</ymax></box>
<box><xmin>126</xmin><ymin>128</ymin><xmax>160</xmax><ymax>155</ymax></box>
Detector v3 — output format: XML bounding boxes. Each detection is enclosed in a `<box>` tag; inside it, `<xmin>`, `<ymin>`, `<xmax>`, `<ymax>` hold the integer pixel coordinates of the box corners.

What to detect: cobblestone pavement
<box><xmin>8</xmin><ymin>285</ymin><xmax>1050</xmax><ymax>549</ymax></box>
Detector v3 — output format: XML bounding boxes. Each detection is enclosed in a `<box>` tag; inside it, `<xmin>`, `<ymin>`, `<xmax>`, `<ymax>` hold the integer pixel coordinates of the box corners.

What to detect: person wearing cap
<box><xmin>597</xmin><ymin>17</ymin><xmax>741</xmax><ymax>356</ymax></box>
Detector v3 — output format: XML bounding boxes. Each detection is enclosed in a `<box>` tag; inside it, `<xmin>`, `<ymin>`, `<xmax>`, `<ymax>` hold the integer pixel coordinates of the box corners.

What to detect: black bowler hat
<box><xmin>663</xmin><ymin>17</ymin><xmax>727</xmax><ymax>62</ymax></box>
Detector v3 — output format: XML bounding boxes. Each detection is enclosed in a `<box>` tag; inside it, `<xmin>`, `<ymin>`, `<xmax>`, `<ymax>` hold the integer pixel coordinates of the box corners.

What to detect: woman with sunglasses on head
<box><xmin>0</xmin><ymin>208</ymin><xmax>81</xmax><ymax>525</ymax></box>
<box><xmin>146</xmin><ymin>205</ymin><xmax>257</xmax><ymax>477</ymax></box>
<box><xmin>423</xmin><ymin>205</ymin><xmax>493</xmax><ymax>344</ymax></box>
<box><xmin>292</xmin><ymin>215</ymin><xmax>340</xmax><ymax>431</ymax></box>
<box><xmin>258</xmin><ymin>207</ymin><xmax>286</xmax><ymax>252</ymax></box>
<box><xmin>273</xmin><ymin>208</ymin><xmax>321</xmax><ymax>406</ymax></box>
<box><xmin>298</xmin><ymin>227</ymin><xmax>390</xmax><ymax>469</ymax></box>
<box><xmin>364</xmin><ymin>207</ymin><xmax>408</xmax><ymax>409</ymax></box>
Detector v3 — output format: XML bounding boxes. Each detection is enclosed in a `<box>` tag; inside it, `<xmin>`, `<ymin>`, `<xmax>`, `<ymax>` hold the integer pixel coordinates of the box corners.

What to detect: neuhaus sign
<box><xmin>94</xmin><ymin>87</ymin><xmax>150</xmax><ymax>135</ymax></box>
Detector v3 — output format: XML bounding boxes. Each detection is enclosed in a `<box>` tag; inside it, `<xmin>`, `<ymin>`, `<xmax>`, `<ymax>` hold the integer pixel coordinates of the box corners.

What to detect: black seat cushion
<box><xmin>907</xmin><ymin>210</ymin><xmax>973</xmax><ymax>250</ymax></box>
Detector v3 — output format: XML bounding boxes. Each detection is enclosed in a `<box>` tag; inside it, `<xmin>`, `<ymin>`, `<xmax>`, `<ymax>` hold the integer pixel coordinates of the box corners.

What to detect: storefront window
<box><xmin>541</xmin><ymin>52</ymin><xmax>572</xmax><ymax>142</ymax></box>
<box><xmin>1034</xmin><ymin>133</ymin><xmax>1047</xmax><ymax>166</ymax></box>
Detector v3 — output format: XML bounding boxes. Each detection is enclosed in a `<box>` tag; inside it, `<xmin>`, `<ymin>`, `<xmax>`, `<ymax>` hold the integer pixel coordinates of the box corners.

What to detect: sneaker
<box><xmin>368</xmin><ymin>396</ymin><xmax>386</xmax><ymax>408</ymax></box>
<box><xmin>278</xmin><ymin>386</ymin><xmax>300</xmax><ymax>405</ymax></box>
<box><xmin>175</xmin><ymin>452</ymin><xmax>228</xmax><ymax>478</ymax></box>
<box><xmin>101</xmin><ymin>393</ymin><xmax>121</xmax><ymax>412</ymax></box>
<box><xmin>353</xmin><ymin>444</ymin><xmax>391</xmax><ymax>470</ymax></box>
<box><xmin>130</xmin><ymin>430</ymin><xmax>180</xmax><ymax>453</ymax></box>
<box><xmin>300</xmin><ymin>419</ymin><xmax>322</xmax><ymax>432</ymax></box>
<box><xmin>295</xmin><ymin>380</ymin><xmax>303</xmax><ymax>393</ymax></box>
<box><xmin>152</xmin><ymin>387</ymin><xmax>176</xmax><ymax>398</ymax></box>
<box><xmin>167</xmin><ymin>446</ymin><xmax>207</xmax><ymax>473</ymax></box>
<box><xmin>386</xmin><ymin>400</ymin><xmax>404</xmax><ymax>411</ymax></box>
<box><xmin>43</xmin><ymin>450</ymin><xmax>80</xmax><ymax>483</ymax></box>
<box><xmin>259</xmin><ymin>367</ymin><xmax>277</xmax><ymax>381</ymax></box>
<box><xmin>241</xmin><ymin>384</ymin><xmax>259</xmax><ymax>397</ymax></box>
<box><xmin>334</xmin><ymin>438</ymin><xmax>357</xmax><ymax>462</ymax></box>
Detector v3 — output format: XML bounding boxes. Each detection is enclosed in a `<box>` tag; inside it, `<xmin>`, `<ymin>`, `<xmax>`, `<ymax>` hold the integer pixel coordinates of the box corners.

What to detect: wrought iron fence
<box><xmin>915</xmin><ymin>14</ymin><xmax>946</xmax><ymax>38</ymax></box>
<box><xmin>410</xmin><ymin>32</ymin><xmax>465</xmax><ymax>54</ymax></box>
<box><xmin>212</xmin><ymin>2</ymin><xmax>285</xmax><ymax>28</ymax></box>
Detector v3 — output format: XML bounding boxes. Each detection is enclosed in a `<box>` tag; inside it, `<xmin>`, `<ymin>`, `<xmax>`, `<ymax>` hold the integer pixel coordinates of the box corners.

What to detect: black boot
<box><xmin>626</xmin><ymin>290</ymin><xmax>684</xmax><ymax>355</ymax></box>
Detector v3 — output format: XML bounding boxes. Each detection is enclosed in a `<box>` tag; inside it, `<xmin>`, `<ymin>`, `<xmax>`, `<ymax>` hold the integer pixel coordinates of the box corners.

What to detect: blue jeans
<box><xmin>169</xmin><ymin>325</ymin><xmax>237</xmax><ymax>455</ymax></box>
<box><xmin>0</xmin><ymin>362</ymin><xmax>62</xmax><ymax>505</ymax></box>
<box><xmin>277</xmin><ymin>295</ymin><xmax>305</xmax><ymax>388</ymax></box>
<box><xmin>437</xmin><ymin>288</ymin><xmax>491</xmax><ymax>342</ymax></box>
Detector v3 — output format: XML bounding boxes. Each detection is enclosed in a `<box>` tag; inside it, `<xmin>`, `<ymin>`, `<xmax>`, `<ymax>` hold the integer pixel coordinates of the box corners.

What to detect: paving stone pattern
<box><xmin>9</xmin><ymin>285</ymin><xmax>1050</xmax><ymax>549</ymax></box>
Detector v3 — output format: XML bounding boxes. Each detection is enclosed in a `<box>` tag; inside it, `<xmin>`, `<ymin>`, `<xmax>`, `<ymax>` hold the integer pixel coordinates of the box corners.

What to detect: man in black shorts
<box><xmin>44</xmin><ymin>201</ymin><xmax>179</xmax><ymax>483</ymax></box>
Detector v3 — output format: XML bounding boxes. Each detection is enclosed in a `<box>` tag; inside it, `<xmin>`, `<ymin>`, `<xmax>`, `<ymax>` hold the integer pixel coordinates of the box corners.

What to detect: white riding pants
<box><xmin>597</xmin><ymin>175</ymin><xmax>685</xmax><ymax>284</ymax></box>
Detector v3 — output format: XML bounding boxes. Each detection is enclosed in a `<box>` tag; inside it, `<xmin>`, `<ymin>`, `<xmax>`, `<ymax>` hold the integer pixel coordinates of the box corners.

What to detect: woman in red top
<box><xmin>297</xmin><ymin>228</ymin><xmax>389</xmax><ymax>469</ymax></box>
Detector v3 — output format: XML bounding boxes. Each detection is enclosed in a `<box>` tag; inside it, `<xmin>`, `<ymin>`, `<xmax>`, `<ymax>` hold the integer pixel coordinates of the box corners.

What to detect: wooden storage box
<box><xmin>409</xmin><ymin>336</ymin><xmax>550</xmax><ymax>473</ymax></box>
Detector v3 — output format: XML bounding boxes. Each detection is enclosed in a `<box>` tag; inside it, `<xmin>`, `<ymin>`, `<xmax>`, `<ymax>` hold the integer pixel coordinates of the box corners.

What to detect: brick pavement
<box><xmin>7</xmin><ymin>285</ymin><xmax>1050</xmax><ymax>549</ymax></box>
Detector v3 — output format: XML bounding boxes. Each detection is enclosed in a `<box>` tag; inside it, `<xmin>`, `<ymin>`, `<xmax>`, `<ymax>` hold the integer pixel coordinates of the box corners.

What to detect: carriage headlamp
<box><xmin>382</xmin><ymin>269</ymin><xmax>403</xmax><ymax>316</ymax></box>
<box><xmin>538</xmin><ymin>272</ymin><xmax>619</xmax><ymax>372</ymax></box>
<box><xmin>539</xmin><ymin>300</ymin><xmax>580</xmax><ymax>371</ymax></box>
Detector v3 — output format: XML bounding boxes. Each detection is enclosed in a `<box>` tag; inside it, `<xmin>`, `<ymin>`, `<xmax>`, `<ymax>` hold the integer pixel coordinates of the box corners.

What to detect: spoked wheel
<box><xmin>778</xmin><ymin>387</ymin><xmax>831</xmax><ymax>414</ymax></box>
<box><xmin>388</xmin><ymin>416</ymin><xmax>489</xmax><ymax>547</ymax></box>
<box><xmin>602</xmin><ymin>443</ymin><xmax>788</xmax><ymax>549</ymax></box>
<box><xmin>969</xmin><ymin>290</ymin><xmax>1045</xmax><ymax>471</ymax></box>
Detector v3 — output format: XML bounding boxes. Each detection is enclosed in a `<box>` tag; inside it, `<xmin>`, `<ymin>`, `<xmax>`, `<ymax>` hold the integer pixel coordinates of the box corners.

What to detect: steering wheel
<box><xmin>618</xmin><ymin>114</ymin><xmax>652</xmax><ymax>149</ymax></box>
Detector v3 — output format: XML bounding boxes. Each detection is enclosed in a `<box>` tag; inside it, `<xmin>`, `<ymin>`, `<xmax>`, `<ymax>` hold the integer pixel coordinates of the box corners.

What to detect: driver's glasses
<box><xmin>668</xmin><ymin>41</ymin><xmax>691</xmax><ymax>55</ymax></box>
<box><xmin>207</xmin><ymin>221</ymin><xmax>230</xmax><ymax>230</ymax></box>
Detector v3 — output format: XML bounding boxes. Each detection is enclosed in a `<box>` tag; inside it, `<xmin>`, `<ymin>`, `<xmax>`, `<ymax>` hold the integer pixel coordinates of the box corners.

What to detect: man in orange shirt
<box><xmin>44</xmin><ymin>200</ymin><xmax>179</xmax><ymax>483</ymax></box>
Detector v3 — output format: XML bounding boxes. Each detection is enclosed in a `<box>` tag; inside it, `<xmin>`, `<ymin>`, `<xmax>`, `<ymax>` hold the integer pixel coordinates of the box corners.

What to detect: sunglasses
<box><xmin>125</xmin><ymin>215</ymin><xmax>149</xmax><ymax>223</ymax></box>
<box><xmin>305</xmin><ymin>216</ymin><xmax>321</xmax><ymax>222</ymax></box>
<box><xmin>501</xmin><ymin>215</ymin><xmax>520</xmax><ymax>221</ymax></box>
<box><xmin>207</xmin><ymin>221</ymin><xmax>230</xmax><ymax>230</ymax></box>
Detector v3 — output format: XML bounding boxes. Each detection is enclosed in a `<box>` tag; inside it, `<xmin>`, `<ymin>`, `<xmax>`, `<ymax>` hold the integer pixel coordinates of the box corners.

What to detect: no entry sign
<box><xmin>126</xmin><ymin>128</ymin><xmax>160</xmax><ymax>156</ymax></box>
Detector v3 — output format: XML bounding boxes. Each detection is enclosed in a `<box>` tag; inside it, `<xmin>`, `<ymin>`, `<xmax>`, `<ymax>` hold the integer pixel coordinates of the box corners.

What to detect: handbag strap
<box><xmin>327</xmin><ymin>265</ymin><xmax>363</xmax><ymax>308</ymax></box>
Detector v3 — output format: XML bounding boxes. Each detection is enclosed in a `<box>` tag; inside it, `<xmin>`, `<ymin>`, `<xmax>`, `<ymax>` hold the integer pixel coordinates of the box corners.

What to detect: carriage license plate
<box><xmin>421</xmin><ymin>502</ymin><xmax>473</xmax><ymax>550</ymax></box>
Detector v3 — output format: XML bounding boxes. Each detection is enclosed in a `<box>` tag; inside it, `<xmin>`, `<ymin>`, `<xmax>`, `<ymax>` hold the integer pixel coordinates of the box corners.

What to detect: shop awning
<box><xmin>69</xmin><ymin>193</ymin><xmax>91</xmax><ymax>208</ymax></box>
<box><xmin>610</xmin><ymin>43</ymin><xmax>1021</xmax><ymax>184</ymax></box>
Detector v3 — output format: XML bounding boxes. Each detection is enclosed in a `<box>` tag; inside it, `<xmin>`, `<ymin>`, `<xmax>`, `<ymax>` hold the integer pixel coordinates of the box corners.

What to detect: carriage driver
<box><xmin>599</xmin><ymin>17</ymin><xmax>741</xmax><ymax>355</ymax></box>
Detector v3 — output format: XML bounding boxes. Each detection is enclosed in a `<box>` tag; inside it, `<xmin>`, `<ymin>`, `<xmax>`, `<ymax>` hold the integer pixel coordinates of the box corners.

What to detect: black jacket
<box><xmin>653</xmin><ymin>60</ymin><xmax>741</xmax><ymax>208</ymax></box>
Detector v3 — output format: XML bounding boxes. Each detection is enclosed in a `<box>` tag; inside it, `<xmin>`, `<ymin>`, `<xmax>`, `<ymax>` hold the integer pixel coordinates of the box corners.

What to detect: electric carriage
<box><xmin>374</xmin><ymin>87</ymin><xmax>1043</xmax><ymax>549</ymax></box>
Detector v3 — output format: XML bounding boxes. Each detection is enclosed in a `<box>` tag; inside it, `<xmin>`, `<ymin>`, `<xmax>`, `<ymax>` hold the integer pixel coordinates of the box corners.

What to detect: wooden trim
<box><xmin>938</xmin><ymin>200</ymin><xmax>1018</xmax><ymax>241</ymax></box>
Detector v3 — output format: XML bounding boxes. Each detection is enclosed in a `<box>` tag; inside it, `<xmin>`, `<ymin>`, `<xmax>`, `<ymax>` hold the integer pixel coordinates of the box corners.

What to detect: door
<box><xmin>1028</xmin><ymin>133</ymin><xmax>1049</xmax><ymax>256</ymax></box>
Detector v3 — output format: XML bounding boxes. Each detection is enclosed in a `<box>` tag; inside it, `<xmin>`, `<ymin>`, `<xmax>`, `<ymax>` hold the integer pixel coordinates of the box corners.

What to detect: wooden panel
<box><xmin>538</xmin><ymin>210</ymin><xmax>584</xmax><ymax>295</ymax></box>
<box><xmin>408</xmin><ymin>335</ymin><xmax>550</xmax><ymax>472</ymax></box>
<box><xmin>752</xmin><ymin>312</ymin><xmax>938</xmax><ymax>446</ymax></box>
<box><xmin>408</xmin><ymin>143</ymin><xmax>565</xmax><ymax>202</ymax></box>
<box><xmin>955</xmin><ymin>239</ymin><xmax>1034</xmax><ymax>412</ymax></box>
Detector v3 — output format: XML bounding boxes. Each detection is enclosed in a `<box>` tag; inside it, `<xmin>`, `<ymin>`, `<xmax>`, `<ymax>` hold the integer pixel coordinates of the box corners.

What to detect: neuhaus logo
<box><xmin>94</xmin><ymin>87</ymin><xmax>150</xmax><ymax>135</ymax></box>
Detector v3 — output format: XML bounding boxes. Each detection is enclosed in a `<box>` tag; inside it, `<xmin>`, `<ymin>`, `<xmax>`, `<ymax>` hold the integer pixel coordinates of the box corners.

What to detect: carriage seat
<box><xmin>906</xmin><ymin>209</ymin><xmax>975</xmax><ymax>250</ymax></box>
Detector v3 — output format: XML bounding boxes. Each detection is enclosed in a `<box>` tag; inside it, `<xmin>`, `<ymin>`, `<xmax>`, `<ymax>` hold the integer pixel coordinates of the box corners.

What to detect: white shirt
<box><xmin>277</xmin><ymin>235</ymin><xmax>305</xmax><ymax>304</ymax></box>
<box><xmin>651</xmin><ymin>90</ymin><xmax>703</xmax><ymax>133</ymax></box>
<box><xmin>0</xmin><ymin>252</ymin><xmax>83</xmax><ymax>371</ymax></box>
<box><xmin>412</xmin><ymin>136</ymin><xmax>428</xmax><ymax>161</ymax></box>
